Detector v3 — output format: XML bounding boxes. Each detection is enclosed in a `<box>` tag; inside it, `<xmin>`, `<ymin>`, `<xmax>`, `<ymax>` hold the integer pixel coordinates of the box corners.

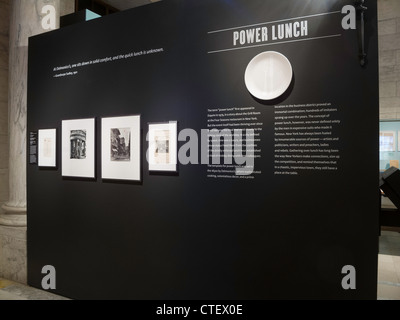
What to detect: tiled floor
<box><xmin>1</xmin><ymin>230</ymin><xmax>400</xmax><ymax>300</ymax></box>
<box><xmin>0</xmin><ymin>278</ymin><xmax>68</xmax><ymax>300</ymax></box>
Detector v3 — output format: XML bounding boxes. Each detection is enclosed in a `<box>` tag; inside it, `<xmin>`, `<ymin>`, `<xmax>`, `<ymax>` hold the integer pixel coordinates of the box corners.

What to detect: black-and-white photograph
<box><xmin>148</xmin><ymin>122</ymin><xmax>177</xmax><ymax>172</ymax></box>
<box><xmin>155</xmin><ymin>131</ymin><xmax>170</xmax><ymax>155</ymax></box>
<box><xmin>70</xmin><ymin>129</ymin><xmax>87</xmax><ymax>159</ymax></box>
<box><xmin>62</xmin><ymin>118</ymin><xmax>95</xmax><ymax>178</ymax></box>
<box><xmin>111</xmin><ymin>128</ymin><xmax>131</xmax><ymax>161</ymax></box>
<box><xmin>101</xmin><ymin>115</ymin><xmax>141</xmax><ymax>181</ymax></box>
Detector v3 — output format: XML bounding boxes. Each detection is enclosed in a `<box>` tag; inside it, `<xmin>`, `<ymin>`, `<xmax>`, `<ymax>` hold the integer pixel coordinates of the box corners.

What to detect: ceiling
<box><xmin>101</xmin><ymin>0</ymin><xmax>161</xmax><ymax>11</ymax></box>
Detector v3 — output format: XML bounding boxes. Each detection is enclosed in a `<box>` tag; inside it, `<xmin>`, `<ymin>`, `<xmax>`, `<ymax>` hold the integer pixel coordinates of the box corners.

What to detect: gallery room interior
<box><xmin>0</xmin><ymin>0</ymin><xmax>399</xmax><ymax>302</ymax></box>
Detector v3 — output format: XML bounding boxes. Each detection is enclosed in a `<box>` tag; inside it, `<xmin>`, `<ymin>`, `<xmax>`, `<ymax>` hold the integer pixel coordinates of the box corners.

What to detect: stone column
<box><xmin>0</xmin><ymin>0</ymin><xmax>74</xmax><ymax>284</ymax></box>
<box><xmin>0</xmin><ymin>0</ymin><xmax>10</xmax><ymax>212</ymax></box>
<box><xmin>0</xmin><ymin>0</ymin><xmax>62</xmax><ymax>226</ymax></box>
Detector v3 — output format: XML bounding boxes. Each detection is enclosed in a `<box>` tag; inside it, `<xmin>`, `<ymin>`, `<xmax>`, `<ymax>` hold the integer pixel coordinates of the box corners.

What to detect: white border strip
<box><xmin>208</xmin><ymin>10</ymin><xmax>341</xmax><ymax>34</ymax></box>
<box><xmin>207</xmin><ymin>34</ymin><xmax>342</xmax><ymax>54</ymax></box>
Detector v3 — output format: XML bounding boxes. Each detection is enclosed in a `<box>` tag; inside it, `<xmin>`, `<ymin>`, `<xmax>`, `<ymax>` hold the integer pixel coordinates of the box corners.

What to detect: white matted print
<box><xmin>102</xmin><ymin>115</ymin><xmax>141</xmax><ymax>181</ymax></box>
<box><xmin>148</xmin><ymin>121</ymin><xmax>177</xmax><ymax>172</ymax></box>
<box><xmin>62</xmin><ymin>118</ymin><xmax>95</xmax><ymax>178</ymax></box>
<box><xmin>38</xmin><ymin>129</ymin><xmax>56</xmax><ymax>167</ymax></box>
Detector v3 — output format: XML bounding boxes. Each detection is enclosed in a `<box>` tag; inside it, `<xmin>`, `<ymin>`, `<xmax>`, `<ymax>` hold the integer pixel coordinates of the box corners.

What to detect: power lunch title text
<box><xmin>233</xmin><ymin>20</ymin><xmax>308</xmax><ymax>46</ymax></box>
<box><xmin>232</xmin><ymin>5</ymin><xmax>360</xmax><ymax>46</ymax></box>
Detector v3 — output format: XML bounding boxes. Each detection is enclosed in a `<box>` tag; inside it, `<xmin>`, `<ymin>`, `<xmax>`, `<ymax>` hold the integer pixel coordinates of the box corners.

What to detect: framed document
<box><xmin>38</xmin><ymin>129</ymin><xmax>56</xmax><ymax>167</ymax></box>
<box><xmin>101</xmin><ymin>115</ymin><xmax>141</xmax><ymax>181</ymax></box>
<box><xmin>148</xmin><ymin>121</ymin><xmax>178</xmax><ymax>172</ymax></box>
<box><xmin>62</xmin><ymin>118</ymin><xmax>96</xmax><ymax>178</ymax></box>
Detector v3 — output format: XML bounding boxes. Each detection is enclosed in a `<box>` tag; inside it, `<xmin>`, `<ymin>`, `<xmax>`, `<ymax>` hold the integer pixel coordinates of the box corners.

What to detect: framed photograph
<box><xmin>148</xmin><ymin>121</ymin><xmax>178</xmax><ymax>172</ymax></box>
<box><xmin>62</xmin><ymin>118</ymin><xmax>95</xmax><ymax>178</ymax></box>
<box><xmin>380</xmin><ymin>131</ymin><xmax>396</xmax><ymax>152</ymax></box>
<box><xmin>101</xmin><ymin>115</ymin><xmax>141</xmax><ymax>181</ymax></box>
<box><xmin>38</xmin><ymin>129</ymin><xmax>56</xmax><ymax>167</ymax></box>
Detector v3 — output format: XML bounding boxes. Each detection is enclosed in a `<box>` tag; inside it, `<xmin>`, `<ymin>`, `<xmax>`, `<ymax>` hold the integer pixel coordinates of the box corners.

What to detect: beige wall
<box><xmin>60</xmin><ymin>0</ymin><xmax>75</xmax><ymax>16</ymax></box>
<box><xmin>378</xmin><ymin>0</ymin><xmax>400</xmax><ymax>120</ymax></box>
<box><xmin>0</xmin><ymin>0</ymin><xmax>9</xmax><ymax>208</ymax></box>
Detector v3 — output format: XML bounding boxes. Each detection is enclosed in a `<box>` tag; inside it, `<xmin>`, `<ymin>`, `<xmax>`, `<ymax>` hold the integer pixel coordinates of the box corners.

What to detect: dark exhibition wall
<box><xmin>27</xmin><ymin>0</ymin><xmax>379</xmax><ymax>299</ymax></box>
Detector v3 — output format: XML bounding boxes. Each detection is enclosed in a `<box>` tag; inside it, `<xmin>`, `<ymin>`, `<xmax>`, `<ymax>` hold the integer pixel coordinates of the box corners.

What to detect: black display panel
<box><xmin>27</xmin><ymin>0</ymin><xmax>379</xmax><ymax>299</ymax></box>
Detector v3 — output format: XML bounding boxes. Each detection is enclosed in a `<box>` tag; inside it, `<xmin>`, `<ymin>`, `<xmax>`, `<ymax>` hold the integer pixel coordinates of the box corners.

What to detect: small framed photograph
<box><xmin>380</xmin><ymin>131</ymin><xmax>396</xmax><ymax>152</ymax></box>
<box><xmin>38</xmin><ymin>129</ymin><xmax>57</xmax><ymax>167</ymax></box>
<box><xmin>62</xmin><ymin>118</ymin><xmax>95</xmax><ymax>178</ymax></box>
<box><xmin>148</xmin><ymin>121</ymin><xmax>178</xmax><ymax>172</ymax></box>
<box><xmin>101</xmin><ymin>115</ymin><xmax>141</xmax><ymax>181</ymax></box>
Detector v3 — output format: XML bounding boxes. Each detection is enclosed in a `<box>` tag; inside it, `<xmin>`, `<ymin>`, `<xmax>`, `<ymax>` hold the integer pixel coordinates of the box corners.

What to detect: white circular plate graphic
<box><xmin>245</xmin><ymin>51</ymin><xmax>293</xmax><ymax>101</ymax></box>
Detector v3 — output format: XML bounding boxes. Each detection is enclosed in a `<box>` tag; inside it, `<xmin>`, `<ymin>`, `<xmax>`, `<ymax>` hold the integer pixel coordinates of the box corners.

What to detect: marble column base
<box><xmin>0</xmin><ymin>212</ymin><xmax>27</xmax><ymax>227</ymax></box>
<box><xmin>0</xmin><ymin>225</ymin><xmax>27</xmax><ymax>284</ymax></box>
<box><xmin>0</xmin><ymin>202</ymin><xmax>26</xmax><ymax>227</ymax></box>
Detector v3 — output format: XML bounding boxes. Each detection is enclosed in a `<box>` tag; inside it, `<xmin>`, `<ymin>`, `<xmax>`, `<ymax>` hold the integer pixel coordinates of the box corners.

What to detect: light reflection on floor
<box><xmin>378</xmin><ymin>229</ymin><xmax>400</xmax><ymax>300</ymax></box>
